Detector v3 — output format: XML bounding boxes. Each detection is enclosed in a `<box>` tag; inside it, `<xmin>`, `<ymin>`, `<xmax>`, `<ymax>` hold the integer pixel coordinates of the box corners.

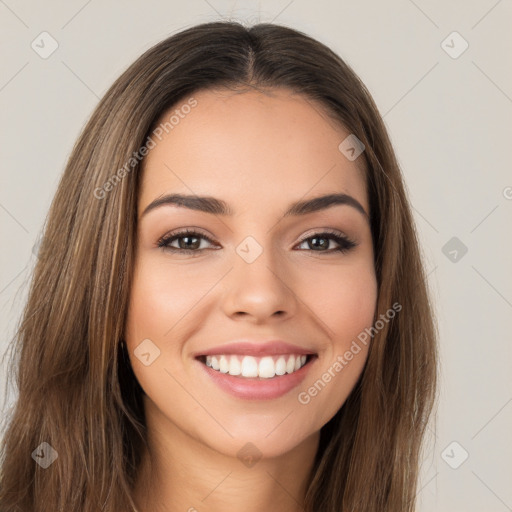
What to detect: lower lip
<box><xmin>195</xmin><ymin>356</ymin><xmax>316</xmax><ymax>400</ymax></box>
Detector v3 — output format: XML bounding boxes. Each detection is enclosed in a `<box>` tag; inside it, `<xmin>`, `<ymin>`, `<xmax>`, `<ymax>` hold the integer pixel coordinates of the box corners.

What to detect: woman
<box><xmin>0</xmin><ymin>21</ymin><xmax>438</xmax><ymax>512</ymax></box>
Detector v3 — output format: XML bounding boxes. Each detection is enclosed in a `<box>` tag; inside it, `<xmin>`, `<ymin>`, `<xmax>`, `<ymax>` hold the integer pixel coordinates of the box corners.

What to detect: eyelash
<box><xmin>156</xmin><ymin>228</ymin><xmax>357</xmax><ymax>255</ymax></box>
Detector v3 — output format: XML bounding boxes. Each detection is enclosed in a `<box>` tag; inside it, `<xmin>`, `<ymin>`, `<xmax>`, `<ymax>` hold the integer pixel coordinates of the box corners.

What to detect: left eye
<box><xmin>296</xmin><ymin>231</ymin><xmax>357</xmax><ymax>253</ymax></box>
<box><xmin>157</xmin><ymin>229</ymin><xmax>357</xmax><ymax>254</ymax></box>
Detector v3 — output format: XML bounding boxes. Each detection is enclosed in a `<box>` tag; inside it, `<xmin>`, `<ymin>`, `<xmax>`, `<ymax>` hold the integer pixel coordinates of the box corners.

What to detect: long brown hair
<box><xmin>0</xmin><ymin>21</ymin><xmax>438</xmax><ymax>511</ymax></box>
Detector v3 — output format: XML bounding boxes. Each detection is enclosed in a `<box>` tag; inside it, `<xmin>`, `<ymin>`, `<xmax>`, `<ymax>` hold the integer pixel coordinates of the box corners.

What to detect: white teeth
<box><xmin>241</xmin><ymin>356</ymin><xmax>259</xmax><ymax>377</ymax></box>
<box><xmin>202</xmin><ymin>354</ymin><xmax>310</xmax><ymax>378</ymax></box>
<box><xmin>258</xmin><ymin>356</ymin><xmax>275</xmax><ymax>379</ymax></box>
<box><xmin>275</xmin><ymin>356</ymin><xmax>287</xmax><ymax>375</ymax></box>
<box><xmin>219</xmin><ymin>355</ymin><xmax>229</xmax><ymax>373</ymax></box>
<box><xmin>228</xmin><ymin>355</ymin><xmax>241</xmax><ymax>376</ymax></box>
<box><xmin>285</xmin><ymin>356</ymin><xmax>295</xmax><ymax>374</ymax></box>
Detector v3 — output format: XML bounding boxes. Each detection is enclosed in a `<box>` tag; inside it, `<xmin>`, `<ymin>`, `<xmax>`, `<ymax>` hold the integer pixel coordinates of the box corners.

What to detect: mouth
<box><xmin>194</xmin><ymin>353</ymin><xmax>318</xmax><ymax>400</ymax></box>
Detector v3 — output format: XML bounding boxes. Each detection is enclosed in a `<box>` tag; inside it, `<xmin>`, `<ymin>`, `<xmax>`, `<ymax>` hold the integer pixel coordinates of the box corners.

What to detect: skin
<box><xmin>125</xmin><ymin>87</ymin><xmax>378</xmax><ymax>512</ymax></box>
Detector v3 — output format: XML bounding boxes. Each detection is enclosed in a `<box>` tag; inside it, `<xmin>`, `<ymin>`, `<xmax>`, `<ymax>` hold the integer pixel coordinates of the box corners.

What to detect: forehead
<box><xmin>138</xmin><ymin>87</ymin><xmax>367</xmax><ymax>216</ymax></box>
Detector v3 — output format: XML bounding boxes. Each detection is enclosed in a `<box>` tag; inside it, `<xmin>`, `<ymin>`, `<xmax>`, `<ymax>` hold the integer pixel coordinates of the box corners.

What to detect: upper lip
<box><xmin>194</xmin><ymin>340</ymin><xmax>317</xmax><ymax>358</ymax></box>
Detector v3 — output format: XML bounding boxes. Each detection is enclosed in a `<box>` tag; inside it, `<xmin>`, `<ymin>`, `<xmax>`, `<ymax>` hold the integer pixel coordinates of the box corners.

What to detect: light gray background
<box><xmin>1</xmin><ymin>1</ymin><xmax>511</xmax><ymax>511</ymax></box>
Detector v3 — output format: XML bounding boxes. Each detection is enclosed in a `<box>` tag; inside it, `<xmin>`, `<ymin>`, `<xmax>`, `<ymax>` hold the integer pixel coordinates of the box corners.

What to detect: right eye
<box><xmin>157</xmin><ymin>229</ymin><xmax>217</xmax><ymax>254</ymax></box>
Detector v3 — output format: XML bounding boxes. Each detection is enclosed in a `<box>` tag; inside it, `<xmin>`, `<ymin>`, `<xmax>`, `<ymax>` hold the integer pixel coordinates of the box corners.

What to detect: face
<box><xmin>125</xmin><ymin>87</ymin><xmax>378</xmax><ymax>460</ymax></box>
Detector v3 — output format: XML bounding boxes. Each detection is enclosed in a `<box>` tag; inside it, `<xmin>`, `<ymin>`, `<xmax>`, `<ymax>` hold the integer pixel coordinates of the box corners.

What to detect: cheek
<box><xmin>305</xmin><ymin>261</ymin><xmax>378</xmax><ymax>342</ymax></box>
<box><xmin>124</xmin><ymin>259</ymin><xmax>205</xmax><ymax>407</ymax></box>
<box><xmin>293</xmin><ymin>264</ymin><xmax>377</xmax><ymax>422</ymax></box>
<box><xmin>125</xmin><ymin>257</ymin><xmax>216</xmax><ymax>343</ymax></box>
<box><xmin>124</xmin><ymin>256</ymin><xmax>232</xmax><ymax>401</ymax></box>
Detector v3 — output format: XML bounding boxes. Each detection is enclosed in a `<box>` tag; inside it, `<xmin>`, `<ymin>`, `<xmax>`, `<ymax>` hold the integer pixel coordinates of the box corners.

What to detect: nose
<box><xmin>221</xmin><ymin>244</ymin><xmax>298</xmax><ymax>323</ymax></box>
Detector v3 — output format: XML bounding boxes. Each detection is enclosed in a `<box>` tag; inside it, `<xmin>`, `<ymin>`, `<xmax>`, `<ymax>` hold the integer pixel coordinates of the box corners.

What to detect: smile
<box><xmin>199</xmin><ymin>354</ymin><xmax>310</xmax><ymax>379</ymax></box>
<box><xmin>195</xmin><ymin>354</ymin><xmax>318</xmax><ymax>400</ymax></box>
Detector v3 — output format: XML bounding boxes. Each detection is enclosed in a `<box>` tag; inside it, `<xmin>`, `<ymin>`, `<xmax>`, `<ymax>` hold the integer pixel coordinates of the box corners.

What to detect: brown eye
<box><xmin>157</xmin><ymin>229</ymin><xmax>357</xmax><ymax>255</ymax></box>
<box><xmin>296</xmin><ymin>231</ymin><xmax>357</xmax><ymax>254</ymax></box>
<box><xmin>157</xmin><ymin>229</ymin><xmax>217</xmax><ymax>254</ymax></box>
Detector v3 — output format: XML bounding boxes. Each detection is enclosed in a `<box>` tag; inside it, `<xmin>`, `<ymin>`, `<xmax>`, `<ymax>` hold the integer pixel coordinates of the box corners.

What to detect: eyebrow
<box><xmin>141</xmin><ymin>192</ymin><xmax>369</xmax><ymax>222</ymax></box>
